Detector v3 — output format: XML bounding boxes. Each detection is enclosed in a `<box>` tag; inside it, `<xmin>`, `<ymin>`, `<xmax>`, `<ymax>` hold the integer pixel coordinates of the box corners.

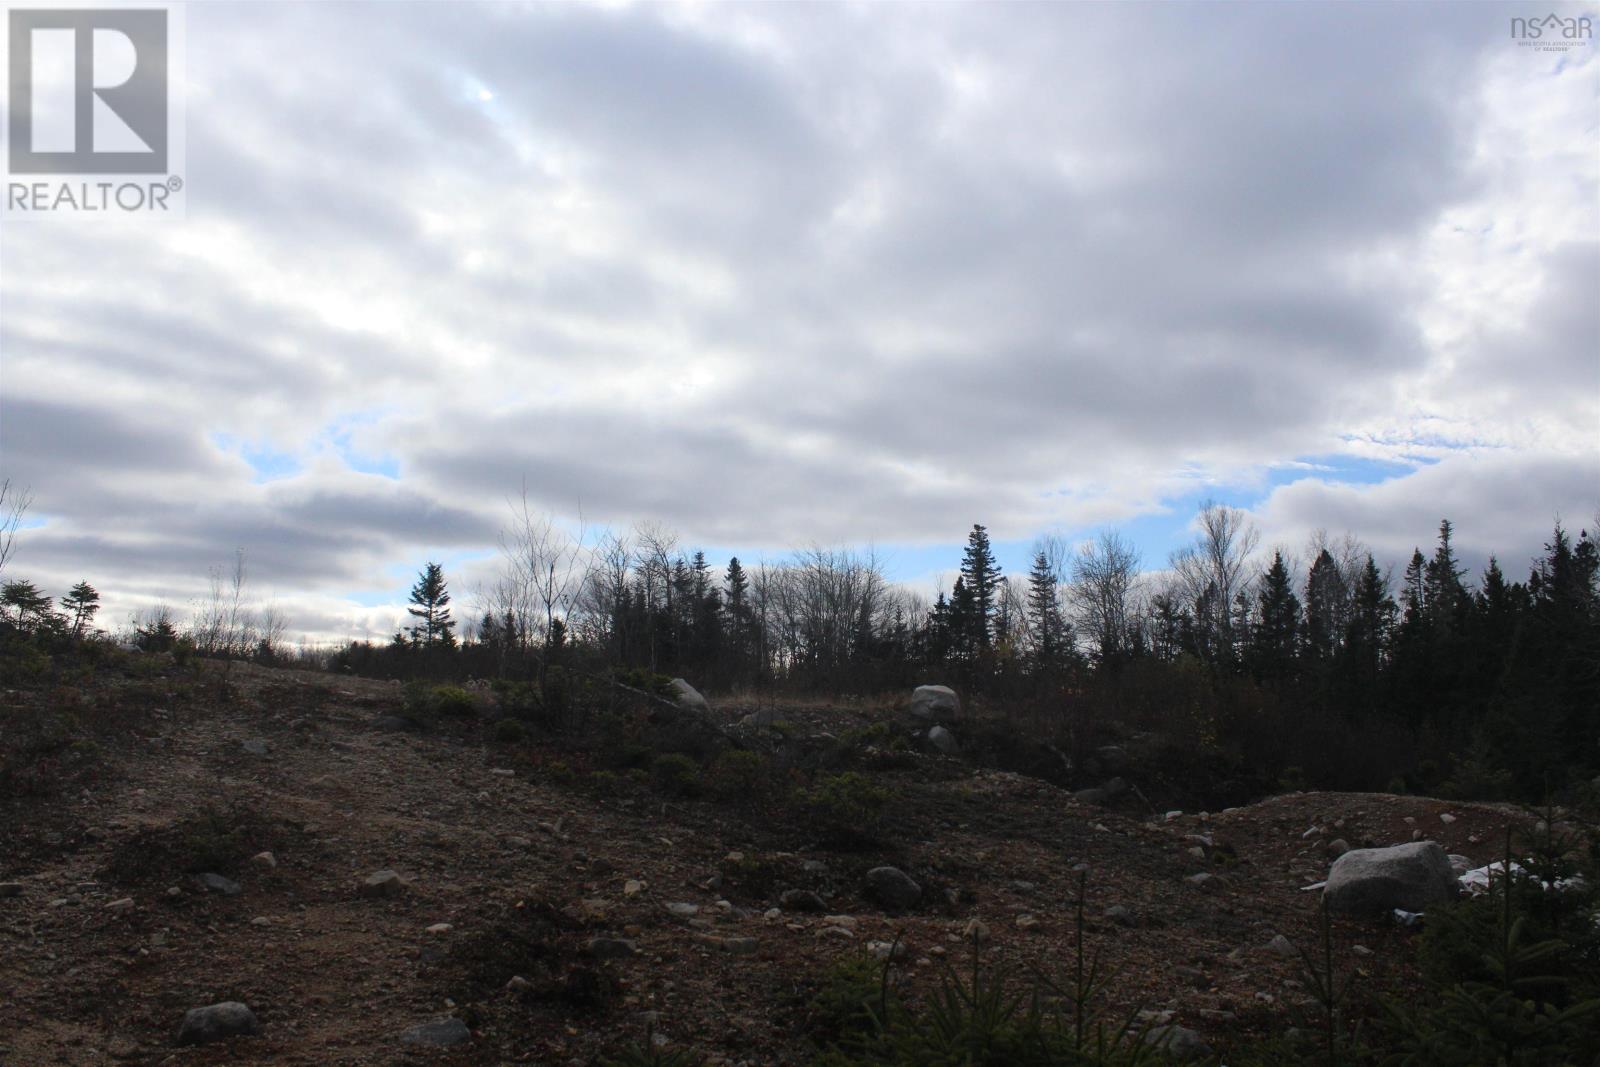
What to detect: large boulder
<box><xmin>909</xmin><ymin>685</ymin><xmax>959</xmax><ymax>722</ymax></box>
<box><xmin>668</xmin><ymin>678</ymin><xmax>710</xmax><ymax>714</ymax></box>
<box><xmin>1323</xmin><ymin>841</ymin><xmax>1457</xmax><ymax>918</ymax></box>
<box><xmin>864</xmin><ymin>866</ymin><xmax>922</xmax><ymax>911</ymax></box>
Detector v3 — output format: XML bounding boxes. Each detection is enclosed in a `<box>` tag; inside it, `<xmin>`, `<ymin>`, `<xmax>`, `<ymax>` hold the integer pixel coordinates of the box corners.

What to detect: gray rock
<box><xmin>239</xmin><ymin>739</ymin><xmax>271</xmax><ymax>757</ymax></box>
<box><xmin>664</xmin><ymin>902</ymin><xmax>700</xmax><ymax>918</ymax></box>
<box><xmin>909</xmin><ymin>685</ymin><xmax>959</xmax><ymax>722</ymax></box>
<box><xmin>1327</xmin><ymin>838</ymin><xmax>1352</xmax><ymax>858</ymax></box>
<box><xmin>400</xmin><ymin>1018</ymin><xmax>470</xmax><ymax>1047</ymax></box>
<box><xmin>668</xmin><ymin>678</ymin><xmax>709</xmax><ymax>714</ymax></box>
<box><xmin>864</xmin><ymin>866</ymin><xmax>921</xmax><ymax>910</ymax></box>
<box><xmin>1103</xmin><ymin>905</ymin><xmax>1134</xmax><ymax>926</ymax></box>
<box><xmin>176</xmin><ymin>1002</ymin><xmax>260</xmax><ymax>1046</ymax></box>
<box><xmin>197</xmin><ymin>873</ymin><xmax>241</xmax><ymax>896</ymax></box>
<box><xmin>927</xmin><ymin>725</ymin><xmax>959</xmax><ymax>755</ymax></box>
<box><xmin>780</xmin><ymin>889</ymin><xmax>827</xmax><ymax>913</ymax></box>
<box><xmin>1324</xmin><ymin>841</ymin><xmax>1457</xmax><ymax>918</ymax></box>
<box><xmin>1148</xmin><ymin>1024</ymin><xmax>1213</xmax><ymax>1061</ymax></box>
<box><xmin>1265</xmin><ymin>934</ymin><xmax>1297</xmax><ymax>957</ymax></box>
<box><xmin>739</xmin><ymin>708</ymin><xmax>783</xmax><ymax>728</ymax></box>
<box><xmin>359</xmin><ymin>870</ymin><xmax>408</xmax><ymax>899</ymax></box>
<box><xmin>585</xmin><ymin>937</ymin><xmax>639</xmax><ymax>959</ymax></box>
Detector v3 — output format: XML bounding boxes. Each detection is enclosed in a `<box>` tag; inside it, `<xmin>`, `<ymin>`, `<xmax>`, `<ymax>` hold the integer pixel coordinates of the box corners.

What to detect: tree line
<box><xmin>337</xmin><ymin>498</ymin><xmax>1596</xmax><ymax>799</ymax></box>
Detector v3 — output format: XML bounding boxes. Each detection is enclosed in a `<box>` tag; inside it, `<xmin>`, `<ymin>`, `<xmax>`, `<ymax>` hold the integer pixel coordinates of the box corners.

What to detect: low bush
<box><xmin>650</xmin><ymin>753</ymin><xmax>702</xmax><ymax>797</ymax></box>
<box><xmin>801</xmin><ymin>772</ymin><xmax>892</xmax><ymax>843</ymax></box>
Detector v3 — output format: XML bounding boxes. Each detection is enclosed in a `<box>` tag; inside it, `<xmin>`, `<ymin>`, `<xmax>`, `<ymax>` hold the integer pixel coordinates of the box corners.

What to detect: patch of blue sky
<box><xmin>212</xmin><ymin>432</ymin><xmax>302</xmax><ymax>483</ymax></box>
<box><xmin>323</xmin><ymin>410</ymin><xmax>401</xmax><ymax>479</ymax></box>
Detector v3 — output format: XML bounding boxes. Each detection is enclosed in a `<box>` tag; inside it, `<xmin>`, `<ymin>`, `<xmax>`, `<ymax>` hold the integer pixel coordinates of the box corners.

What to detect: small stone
<box><xmin>1148</xmin><ymin>1024</ymin><xmax>1212</xmax><ymax>1060</ymax></box>
<box><xmin>1439</xmin><ymin>813</ymin><xmax>1456</xmax><ymax>824</ymax></box>
<box><xmin>359</xmin><ymin>870</ymin><xmax>408</xmax><ymax>899</ymax></box>
<box><xmin>867</xmin><ymin>940</ymin><xmax>907</xmax><ymax>960</ymax></box>
<box><xmin>506</xmin><ymin>975</ymin><xmax>532</xmax><ymax>992</ymax></box>
<box><xmin>780</xmin><ymin>889</ymin><xmax>826</xmax><ymax>913</ymax></box>
<box><xmin>250</xmin><ymin>852</ymin><xmax>276</xmax><ymax>869</ymax></box>
<box><xmin>725</xmin><ymin>851</ymin><xmax>745</xmax><ymax>863</ymax></box>
<box><xmin>107</xmin><ymin>897</ymin><xmax>135</xmax><ymax>912</ymax></box>
<box><xmin>816</xmin><ymin>925</ymin><xmax>855</xmax><ymax>940</ymax></box>
<box><xmin>823</xmin><ymin>914</ymin><xmax>858</xmax><ymax>928</ymax></box>
<box><xmin>489</xmin><ymin>768</ymin><xmax>514</xmax><ymax>776</ymax></box>
<box><xmin>1327</xmin><ymin>839</ymin><xmax>1351</xmax><ymax>858</ymax></box>
<box><xmin>426</xmin><ymin>923</ymin><xmax>453</xmax><ymax>935</ymax></box>
<box><xmin>1186</xmin><ymin>872</ymin><xmax>1222</xmax><ymax>892</ymax></box>
<box><xmin>177</xmin><ymin>1002</ymin><xmax>260</xmax><ymax>1046</ymax></box>
<box><xmin>623</xmin><ymin>880</ymin><xmax>644</xmax><ymax>897</ymax></box>
<box><xmin>239</xmin><ymin>740</ymin><xmax>271</xmax><ymax>757</ymax></box>
<box><xmin>1266</xmin><ymin>934</ymin><xmax>1297</xmax><ymax>957</ymax></box>
<box><xmin>400</xmin><ymin>1018</ymin><xmax>470</xmax><ymax>1047</ymax></box>
<box><xmin>1104</xmin><ymin>905</ymin><xmax>1134</xmax><ymax>926</ymax></box>
<box><xmin>700</xmin><ymin>935</ymin><xmax>759</xmax><ymax>955</ymax></box>
<box><xmin>586</xmin><ymin>937</ymin><xmax>639</xmax><ymax>959</ymax></box>
<box><xmin>1015</xmin><ymin>914</ymin><xmax>1039</xmax><ymax>930</ymax></box>
<box><xmin>198</xmin><ymin>873</ymin><xmax>241</xmax><ymax>897</ymax></box>
<box><xmin>961</xmin><ymin>918</ymin><xmax>990</xmax><ymax>943</ymax></box>
<box><xmin>250</xmin><ymin>916</ymin><xmax>270</xmax><ymax>926</ymax></box>
<box><xmin>1352</xmin><ymin>944</ymin><xmax>1373</xmax><ymax>957</ymax></box>
<box><xmin>664</xmin><ymin>902</ymin><xmax>700</xmax><ymax>918</ymax></box>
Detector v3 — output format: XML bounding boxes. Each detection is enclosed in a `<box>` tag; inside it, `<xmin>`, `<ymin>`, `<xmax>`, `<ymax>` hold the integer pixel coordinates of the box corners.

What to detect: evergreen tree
<box><xmin>59</xmin><ymin>580</ymin><xmax>101</xmax><ymax>637</ymax></box>
<box><xmin>1303</xmin><ymin>550</ymin><xmax>1347</xmax><ymax>660</ymax></box>
<box><xmin>1</xmin><ymin>579</ymin><xmax>51</xmax><ymax>629</ymax></box>
<box><xmin>406</xmin><ymin>562</ymin><xmax>456</xmax><ymax>648</ymax></box>
<box><xmin>958</xmin><ymin>524</ymin><xmax>1003</xmax><ymax>651</ymax></box>
<box><xmin>949</xmin><ymin>576</ymin><xmax>977</xmax><ymax>661</ymax></box>
<box><xmin>1250</xmin><ymin>552</ymin><xmax>1300</xmax><ymax>680</ymax></box>
<box><xmin>1336</xmin><ymin>555</ymin><xmax>1395</xmax><ymax>718</ymax></box>
<box><xmin>1424</xmin><ymin>519</ymin><xmax>1472</xmax><ymax>638</ymax></box>
<box><xmin>1026</xmin><ymin>549</ymin><xmax>1068</xmax><ymax>671</ymax></box>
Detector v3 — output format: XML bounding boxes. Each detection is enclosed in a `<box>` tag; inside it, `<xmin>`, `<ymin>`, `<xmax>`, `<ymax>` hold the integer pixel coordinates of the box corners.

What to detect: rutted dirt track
<box><xmin>0</xmin><ymin>664</ymin><xmax>1530</xmax><ymax>1065</ymax></box>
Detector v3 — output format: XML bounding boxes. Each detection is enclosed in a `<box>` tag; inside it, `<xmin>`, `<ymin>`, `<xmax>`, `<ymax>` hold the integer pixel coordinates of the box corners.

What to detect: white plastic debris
<box><xmin>1459</xmin><ymin>860</ymin><xmax>1586</xmax><ymax>896</ymax></box>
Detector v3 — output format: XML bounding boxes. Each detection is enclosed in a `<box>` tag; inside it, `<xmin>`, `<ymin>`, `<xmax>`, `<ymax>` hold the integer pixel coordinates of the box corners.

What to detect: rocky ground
<box><xmin>0</xmin><ymin>663</ymin><xmax>1536</xmax><ymax>1065</ymax></box>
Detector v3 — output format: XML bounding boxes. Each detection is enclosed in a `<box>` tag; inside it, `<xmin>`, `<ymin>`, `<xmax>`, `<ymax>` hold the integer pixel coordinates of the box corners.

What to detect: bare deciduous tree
<box><xmin>0</xmin><ymin>479</ymin><xmax>32</xmax><ymax>578</ymax></box>
<box><xmin>1069</xmin><ymin>529</ymin><xmax>1142</xmax><ymax>664</ymax></box>
<box><xmin>1169</xmin><ymin>501</ymin><xmax>1260</xmax><ymax>662</ymax></box>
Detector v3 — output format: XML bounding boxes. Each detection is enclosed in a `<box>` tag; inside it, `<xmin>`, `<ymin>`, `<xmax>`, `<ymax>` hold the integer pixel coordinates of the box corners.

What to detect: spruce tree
<box><xmin>1303</xmin><ymin>550</ymin><xmax>1346</xmax><ymax>660</ymax></box>
<box><xmin>959</xmin><ymin>524</ymin><xmax>1003</xmax><ymax>651</ymax></box>
<box><xmin>1026</xmin><ymin>549</ymin><xmax>1068</xmax><ymax>671</ymax></box>
<box><xmin>1250</xmin><ymin>552</ymin><xmax>1300</xmax><ymax>680</ymax></box>
<box><xmin>406</xmin><ymin>562</ymin><xmax>456</xmax><ymax>648</ymax></box>
<box><xmin>60</xmin><ymin>580</ymin><xmax>101</xmax><ymax>637</ymax></box>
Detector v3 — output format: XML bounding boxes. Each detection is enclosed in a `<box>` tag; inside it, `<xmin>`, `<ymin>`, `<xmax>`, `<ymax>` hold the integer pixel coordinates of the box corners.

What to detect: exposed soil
<box><xmin>0</xmin><ymin>663</ymin><xmax>1534</xmax><ymax>1065</ymax></box>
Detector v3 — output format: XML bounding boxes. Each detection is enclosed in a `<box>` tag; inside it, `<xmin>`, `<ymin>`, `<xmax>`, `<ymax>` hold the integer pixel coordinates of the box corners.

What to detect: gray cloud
<box><xmin>0</xmin><ymin>1</ymin><xmax>1593</xmax><ymax>640</ymax></box>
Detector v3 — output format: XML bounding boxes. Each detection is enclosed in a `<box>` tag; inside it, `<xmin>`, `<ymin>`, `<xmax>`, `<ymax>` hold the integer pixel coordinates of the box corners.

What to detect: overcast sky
<box><xmin>1</xmin><ymin>1</ymin><xmax>1596</xmax><ymax>642</ymax></box>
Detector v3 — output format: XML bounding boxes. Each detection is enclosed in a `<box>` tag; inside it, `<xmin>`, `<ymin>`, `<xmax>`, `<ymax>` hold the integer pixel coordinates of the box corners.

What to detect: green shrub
<box><xmin>404</xmin><ymin>682</ymin><xmax>476</xmax><ymax>721</ymax></box>
<box><xmin>802</xmin><ymin>772</ymin><xmax>891</xmax><ymax>839</ymax></box>
<box><xmin>492</xmin><ymin>718</ymin><xmax>527</xmax><ymax>744</ymax></box>
<box><xmin>708</xmin><ymin>749</ymin><xmax>769</xmax><ymax>802</ymax></box>
<box><xmin>809</xmin><ymin>954</ymin><xmax>891</xmax><ymax>1045</ymax></box>
<box><xmin>650</xmin><ymin>753</ymin><xmax>701</xmax><ymax>797</ymax></box>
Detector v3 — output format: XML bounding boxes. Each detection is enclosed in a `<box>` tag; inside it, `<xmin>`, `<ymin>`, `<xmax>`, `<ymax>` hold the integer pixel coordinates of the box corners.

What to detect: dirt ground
<box><xmin>0</xmin><ymin>663</ymin><xmax>1534</xmax><ymax>1065</ymax></box>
